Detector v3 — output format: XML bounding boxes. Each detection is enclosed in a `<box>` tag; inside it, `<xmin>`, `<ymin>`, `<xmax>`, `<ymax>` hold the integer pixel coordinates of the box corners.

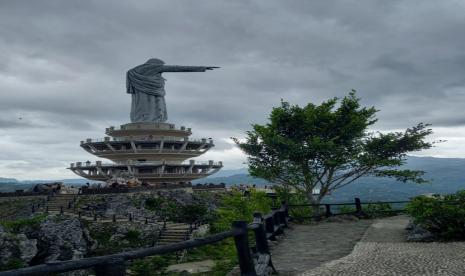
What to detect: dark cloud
<box><xmin>1</xmin><ymin>0</ymin><xmax>465</xmax><ymax>178</ymax></box>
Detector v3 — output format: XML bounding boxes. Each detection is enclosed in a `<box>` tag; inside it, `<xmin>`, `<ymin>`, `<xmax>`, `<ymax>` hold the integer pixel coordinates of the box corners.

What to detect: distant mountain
<box><xmin>0</xmin><ymin>178</ymin><xmax>90</xmax><ymax>192</ymax></box>
<box><xmin>0</xmin><ymin>177</ymin><xmax>19</xmax><ymax>184</ymax></box>
<box><xmin>2</xmin><ymin>156</ymin><xmax>465</xmax><ymax>200</ymax></box>
<box><xmin>195</xmin><ymin>156</ymin><xmax>465</xmax><ymax>202</ymax></box>
<box><xmin>193</xmin><ymin>173</ymin><xmax>268</xmax><ymax>185</ymax></box>
<box><xmin>205</xmin><ymin>168</ymin><xmax>249</xmax><ymax>178</ymax></box>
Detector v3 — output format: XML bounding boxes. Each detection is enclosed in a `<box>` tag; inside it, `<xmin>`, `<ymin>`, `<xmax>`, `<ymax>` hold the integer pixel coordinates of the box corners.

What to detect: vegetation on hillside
<box><xmin>0</xmin><ymin>214</ymin><xmax>47</xmax><ymax>233</ymax></box>
<box><xmin>130</xmin><ymin>190</ymin><xmax>272</xmax><ymax>275</ymax></box>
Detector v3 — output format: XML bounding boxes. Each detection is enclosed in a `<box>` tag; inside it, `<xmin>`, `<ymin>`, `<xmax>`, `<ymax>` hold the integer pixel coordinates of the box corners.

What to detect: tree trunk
<box><xmin>306</xmin><ymin>192</ymin><xmax>321</xmax><ymax>217</ymax></box>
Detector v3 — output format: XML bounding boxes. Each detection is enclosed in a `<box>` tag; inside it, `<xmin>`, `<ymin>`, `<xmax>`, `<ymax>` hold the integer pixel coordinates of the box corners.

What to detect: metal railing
<box><xmin>0</xmin><ymin>203</ymin><xmax>289</xmax><ymax>276</ymax></box>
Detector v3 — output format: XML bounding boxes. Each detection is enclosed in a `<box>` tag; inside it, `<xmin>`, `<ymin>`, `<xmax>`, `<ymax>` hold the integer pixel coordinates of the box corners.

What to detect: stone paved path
<box><xmin>301</xmin><ymin>215</ymin><xmax>465</xmax><ymax>276</ymax></box>
<box><xmin>270</xmin><ymin>218</ymin><xmax>373</xmax><ymax>275</ymax></box>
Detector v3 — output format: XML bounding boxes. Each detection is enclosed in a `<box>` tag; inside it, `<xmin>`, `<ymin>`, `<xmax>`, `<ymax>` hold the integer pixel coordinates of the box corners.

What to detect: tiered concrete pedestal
<box><xmin>69</xmin><ymin>122</ymin><xmax>222</xmax><ymax>184</ymax></box>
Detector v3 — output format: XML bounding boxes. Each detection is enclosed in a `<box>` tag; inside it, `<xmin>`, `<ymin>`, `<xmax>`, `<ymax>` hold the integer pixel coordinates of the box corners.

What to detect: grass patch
<box><xmin>0</xmin><ymin>214</ymin><xmax>47</xmax><ymax>233</ymax></box>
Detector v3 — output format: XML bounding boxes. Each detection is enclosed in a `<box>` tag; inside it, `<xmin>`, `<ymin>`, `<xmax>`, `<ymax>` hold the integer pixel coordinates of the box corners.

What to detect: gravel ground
<box><xmin>270</xmin><ymin>218</ymin><xmax>373</xmax><ymax>275</ymax></box>
<box><xmin>301</xmin><ymin>215</ymin><xmax>465</xmax><ymax>276</ymax></box>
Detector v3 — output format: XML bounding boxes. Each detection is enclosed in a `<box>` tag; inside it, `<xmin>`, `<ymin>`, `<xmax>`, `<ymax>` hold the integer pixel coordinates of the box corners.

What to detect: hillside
<box><xmin>2</xmin><ymin>156</ymin><xmax>465</xmax><ymax>200</ymax></box>
<box><xmin>194</xmin><ymin>156</ymin><xmax>465</xmax><ymax>202</ymax></box>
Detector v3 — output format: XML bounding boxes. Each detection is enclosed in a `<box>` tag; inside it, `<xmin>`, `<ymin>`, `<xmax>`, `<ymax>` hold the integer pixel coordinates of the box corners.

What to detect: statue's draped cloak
<box><xmin>126</xmin><ymin>61</ymin><xmax>168</xmax><ymax>122</ymax></box>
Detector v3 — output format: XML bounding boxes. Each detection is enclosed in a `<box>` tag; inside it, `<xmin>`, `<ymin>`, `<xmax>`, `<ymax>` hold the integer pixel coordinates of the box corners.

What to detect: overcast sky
<box><xmin>1</xmin><ymin>0</ymin><xmax>465</xmax><ymax>180</ymax></box>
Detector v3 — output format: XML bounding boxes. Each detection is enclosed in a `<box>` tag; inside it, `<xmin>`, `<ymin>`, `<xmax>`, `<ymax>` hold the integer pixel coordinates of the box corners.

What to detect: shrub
<box><xmin>364</xmin><ymin>202</ymin><xmax>393</xmax><ymax>218</ymax></box>
<box><xmin>337</xmin><ymin>205</ymin><xmax>356</xmax><ymax>214</ymax></box>
<box><xmin>125</xmin><ymin>230</ymin><xmax>141</xmax><ymax>243</ymax></box>
<box><xmin>211</xmin><ymin>190</ymin><xmax>271</xmax><ymax>233</ymax></box>
<box><xmin>406</xmin><ymin>191</ymin><xmax>465</xmax><ymax>240</ymax></box>
<box><xmin>144</xmin><ymin>198</ymin><xmax>164</xmax><ymax>211</ymax></box>
<box><xmin>275</xmin><ymin>187</ymin><xmax>315</xmax><ymax>222</ymax></box>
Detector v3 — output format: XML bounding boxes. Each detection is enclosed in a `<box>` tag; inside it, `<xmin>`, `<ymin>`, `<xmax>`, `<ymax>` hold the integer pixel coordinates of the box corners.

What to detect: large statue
<box><xmin>126</xmin><ymin>58</ymin><xmax>218</xmax><ymax>123</ymax></box>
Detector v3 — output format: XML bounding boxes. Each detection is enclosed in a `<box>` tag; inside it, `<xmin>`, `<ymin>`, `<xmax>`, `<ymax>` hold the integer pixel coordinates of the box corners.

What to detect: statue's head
<box><xmin>146</xmin><ymin>58</ymin><xmax>165</xmax><ymax>65</ymax></box>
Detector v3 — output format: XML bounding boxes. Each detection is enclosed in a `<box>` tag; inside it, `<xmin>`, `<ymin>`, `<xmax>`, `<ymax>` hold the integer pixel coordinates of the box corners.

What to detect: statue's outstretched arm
<box><xmin>160</xmin><ymin>65</ymin><xmax>219</xmax><ymax>72</ymax></box>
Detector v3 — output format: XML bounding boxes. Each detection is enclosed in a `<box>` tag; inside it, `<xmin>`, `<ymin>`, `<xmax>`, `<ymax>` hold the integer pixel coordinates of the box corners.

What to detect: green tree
<box><xmin>234</xmin><ymin>91</ymin><xmax>433</xmax><ymax>212</ymax></box>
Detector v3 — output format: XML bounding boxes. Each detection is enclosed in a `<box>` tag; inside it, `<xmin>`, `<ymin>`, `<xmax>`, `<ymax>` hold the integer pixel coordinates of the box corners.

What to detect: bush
<box><xmin>274</xmin><ymin>187</ymin><xmax>316</xmax><ymax>222</ymax></box>
<box><xmin>211</xmin><ymin>190</ymin><xmax>271</xmax><ymax>233</ymax></box>
<box><xmin>192</xmin><ymin>190</ymin><xmax>272</xmax><ymax>274</ymax></box>
<box><xmin>406</xmin><ymin>191</ymin><xmax>465</xmax><ymax>240</ymax></box>
<box><xmin>337</xmin><ymin>205</ymin><xmax>356</xmax><ymax>214</ymax></box>
<box><xmin>144</xmin><ymin>198</ymin><xmax>164</xmax><ymax>211</ymax></box>
<box><xmin>364</xmin><ymin>202</ymin><xmax>393</xmax><ymax>218</ymax></box>
<box><xmin>145</xmin><ymin>197</ymin><xmax>211</xmax><ymax>223</ymax></box>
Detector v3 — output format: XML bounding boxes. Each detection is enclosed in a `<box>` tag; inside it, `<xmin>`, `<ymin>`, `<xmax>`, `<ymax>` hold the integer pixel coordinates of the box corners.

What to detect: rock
<box><xmin>17</xmin><ymin>235</ymin><xmax>38</xmax><ymax>262</ymax></box>
<box><xmin>0</xmin><ymin>230</ymin><xmax>37</xmax><ymax>267</ymax></box>
<box><xmin>27</xmin><ymin>182</ymin><xmax>63</xmax><ymax>194</ymax></box>
<box><xmin>80</xmin><ymin>194</ymin><xmax>157</xmax><ymax>220</ymax></box>
<box><xmin>406</xmin><ymin>224</ymin><xmax>435</xmax><ymax>242</ymax></box>
<box><xmin>405</xmin><ymin>222</ymin><xmax>415</xmax><ymax>231</ymax></box>
<box><xmin>191</xmin><ymin>224</ymin><xmax>209</xmax><ymax>238</ymax></box>
<box><xmin>35</xmin><ymin>216</ymin><xmax>94</xmax><ymax>263</ymax></box>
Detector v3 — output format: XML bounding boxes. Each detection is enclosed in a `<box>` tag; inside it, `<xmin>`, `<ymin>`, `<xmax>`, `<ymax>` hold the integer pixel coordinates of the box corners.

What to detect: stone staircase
<box><xmin>157</xmin><ymin>222</ymin><xmax>191</xmax><ymax>245</ymax></box>
<box><xmin>44</xmin><ymin>194</ymin><xmax>77</xmax><ymax>213</ymax></box>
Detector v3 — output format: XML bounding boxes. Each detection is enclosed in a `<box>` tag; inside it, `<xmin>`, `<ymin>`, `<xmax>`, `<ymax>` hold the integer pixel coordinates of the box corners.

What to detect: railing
<box><xmin>0</xmin><ymin>191</ymin><xmax>51</xmax><ymax>198</ymax></box>
<box><xmin>72</xmin><ymin>160</ymin><xmax>223</xmax><ymax>167</ymax></box>
<box><xmin>80</xmin><ymin>183</ymin><xmax>193</xmax><ymax>195</ymax></box>
<box><xmin>288</xmin><ymin>197</ymin><xmax>409</xmax><ymax>220</ymax></box>
<box><xmin>83</xmin><ymin>137</ymin><xmax>206</xmax><ymax>144</ymax></box>
<box><xmin>0</xmin><ymin>203</ymin><xmax>289</xmax><ymax>276</ymax></box>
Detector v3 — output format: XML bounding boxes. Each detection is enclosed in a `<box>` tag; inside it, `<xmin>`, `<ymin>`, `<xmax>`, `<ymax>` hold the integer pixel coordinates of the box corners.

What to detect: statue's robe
<box><xmin>127</xmin><ymin>58</ymin><xmax>211</xmax><ymax>123</ymax></box>
<box><xmin>126</xmin><ymin>61</ymin><xmax>168</xmax><ymax>123</ymax></box>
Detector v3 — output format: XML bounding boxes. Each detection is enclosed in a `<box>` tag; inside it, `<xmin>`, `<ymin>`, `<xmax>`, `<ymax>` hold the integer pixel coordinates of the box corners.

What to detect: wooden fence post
<box><xmin>355</xmin><ymin>198</ymin><xmax>362</xmax><ymax>213</ymax></box>
<box><xmin>281</xmin><ymin>201</ymin><xmax>289</xmax><ymax>217</ymax></box>
<box><xmin>94</xmin><ymin>257</ymin><xmax>126</xmax><ymax>276</ymax></box>
<box><xmin>252</xmin><ymin>213</ymin><xmax>270</xmax><ymax>254</ymax></box>
<box><xmin>252</xmin><ymin>212</ymin><xmax>276</xmax><ymax>274</ymax></box>
<box><xmin>271</xmin><ymin>208</ymin><xmax>280</xmax><ymax>228</ymax></box>
<box><xmin>278</xmin><ymin>205</ymin><xmax>288</xmax><ymax>228</ymax></box>
<box><xmin>264</xmin><ymin>216</ymin><xmax>276</xmax><ymax>240</ymax></box>
<box><xmin>325</xmin><ymin>204</ymin><xmax>332</xmax><ymax>218</ymax></box>
<box><xmin>232</xmin><ymin>221</ymin><xmax>257</xmax><ymax>276</ymax></box>
<box><xmin>355</xmin><ymin>197</ymin><xmax>363</xmax><ymax>215</ymax></box>
<box><xmin>354</xmin><ymin>197</ymin><xmax>367</xmax><ymax>218</ymax></box>
<box><xmin>113</xmin><ymin>214</ymin><xmax>117</xmax><ymax>222</ymax></box>
<box><xmin>272</xmin><ymin>209</ymin><xmax>285</xmax><ymax>235</ymax></box>
<box><xmin>60</xmin><ymin>206</ymin><xmax>64</xmax><ymax>215</ymax></box>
